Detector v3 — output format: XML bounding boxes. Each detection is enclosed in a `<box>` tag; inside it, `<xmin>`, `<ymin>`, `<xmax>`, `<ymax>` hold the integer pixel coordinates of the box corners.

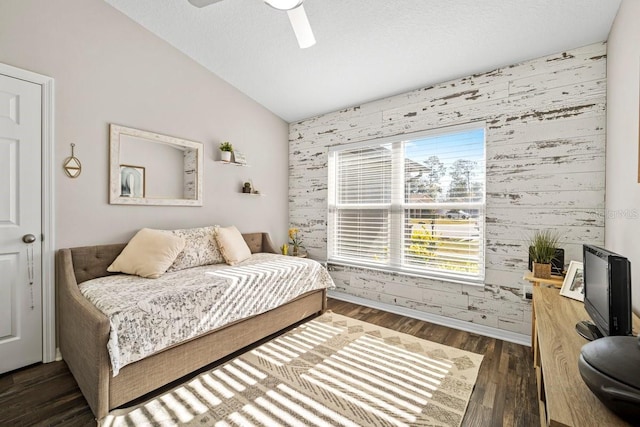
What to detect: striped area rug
<box><xmin>102</xmin><ymin>312</ymin><xmax>483</xmax><ymax>426</ymax></box>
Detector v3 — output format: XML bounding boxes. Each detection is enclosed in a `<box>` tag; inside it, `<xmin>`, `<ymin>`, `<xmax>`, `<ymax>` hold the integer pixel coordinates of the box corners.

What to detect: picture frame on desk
<box><xmin>560</xmin><ymin>260</ymin><xmax>584</xmax><ymax>301</ymax></box>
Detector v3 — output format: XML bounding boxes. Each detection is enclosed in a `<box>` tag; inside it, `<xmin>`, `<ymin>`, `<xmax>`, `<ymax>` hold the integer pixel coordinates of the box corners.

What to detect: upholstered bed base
<box><xmin>56</xmin><ymin>232</ymin><xmax>327</xmax><ymax>419</ymax></box>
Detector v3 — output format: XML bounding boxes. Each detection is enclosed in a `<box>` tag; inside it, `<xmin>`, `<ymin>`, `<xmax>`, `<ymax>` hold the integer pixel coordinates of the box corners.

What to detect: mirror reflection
<box><xmin>109</xmin><ymin>124</ymin><xmax>203</xmax><ymax>206</ymax></box>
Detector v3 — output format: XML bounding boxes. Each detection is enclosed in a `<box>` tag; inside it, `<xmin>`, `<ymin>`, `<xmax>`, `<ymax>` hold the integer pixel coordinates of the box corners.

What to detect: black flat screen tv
<box><xmin>579</xmin><ymin>244</ymin><xmax>632</xmax><ymax>340</ymax></box>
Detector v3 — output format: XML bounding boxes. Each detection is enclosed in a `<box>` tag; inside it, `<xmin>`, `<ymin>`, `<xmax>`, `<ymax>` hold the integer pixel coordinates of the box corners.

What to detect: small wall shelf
<box><xmin>217</xmin><ymin>161</ymin><xmax>249</xmax><ymax>167</ymax></box>
<box><xmin>241</xmin><ymin>192</ymin><xmax>265</xmax><ymax>196</ymax></box>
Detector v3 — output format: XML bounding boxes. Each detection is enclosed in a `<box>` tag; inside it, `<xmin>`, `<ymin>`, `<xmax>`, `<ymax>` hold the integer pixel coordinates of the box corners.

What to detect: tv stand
<box><xmin>576</xmin><ymin>320</ymin><xmax>604</xmax><ymax>341</ymax></box>
<box><xmin>532</xmin><ymin>286</ymin><xmax>639</xmax><ymax>426</ymax></box>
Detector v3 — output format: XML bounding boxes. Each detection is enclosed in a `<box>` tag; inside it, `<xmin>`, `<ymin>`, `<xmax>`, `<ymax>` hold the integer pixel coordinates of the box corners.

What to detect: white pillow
<box><xmin>166</xmin><ymin>226</ymin><xmax>223</xmax><ymax>272</ymax></box>
<box><xmin>107</xmin><ymin>228</ymin><xmax>186</xmax><ymax>278</ymax></box>
<box><xmin>215</xmin><ymin>225</ymin><xmax>252</xmax><ymax>266</ymax></box>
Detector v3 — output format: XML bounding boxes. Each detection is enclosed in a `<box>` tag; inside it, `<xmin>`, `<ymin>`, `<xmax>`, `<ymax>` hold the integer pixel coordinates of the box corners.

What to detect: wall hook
<box><xmin>63</xmin><ymin>143</ymin><xmax>82</xmax><ymax>178</ymax></box>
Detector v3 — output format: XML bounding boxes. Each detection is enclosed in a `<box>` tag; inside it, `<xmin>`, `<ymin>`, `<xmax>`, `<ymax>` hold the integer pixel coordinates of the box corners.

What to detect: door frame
<box><xmin>0</xmin><ymin>62</ymin><xmax>55</xmax><ymax>363</ymax></box>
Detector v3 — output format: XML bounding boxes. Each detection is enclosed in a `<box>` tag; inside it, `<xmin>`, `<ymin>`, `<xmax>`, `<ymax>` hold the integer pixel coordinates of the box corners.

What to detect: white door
<box><xmin>0</xmin><ymin>73</ymin><xmax>42</xmax><ymax>374</ymax></box>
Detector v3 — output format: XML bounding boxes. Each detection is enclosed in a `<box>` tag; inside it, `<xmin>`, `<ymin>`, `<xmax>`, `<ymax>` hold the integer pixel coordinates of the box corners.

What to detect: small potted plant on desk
<box><xmin>219</xmin><ymin>141</ymin><xmax>233</xmax><ymax>162</ymax></box>
<box><xmin>528</xmin><ymin>229</ymin><xmax>561</xmax><ymax>279</ymax></box>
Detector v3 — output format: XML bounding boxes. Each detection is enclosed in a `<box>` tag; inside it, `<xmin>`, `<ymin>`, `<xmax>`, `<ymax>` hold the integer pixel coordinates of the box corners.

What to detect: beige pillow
<box><xmin>107</xmin><ymin>228</ymin><xmax>186</xmax><ymax>278</ymax></box>
<box><xmin>166</xmin><ymin>226</ymin><xmax>224</xmax><ymax>272</ymax></box>
<box><xmin>215</xmin><ymin>225</ymin><xmax>252</xmax><ymax>266</ymax></box>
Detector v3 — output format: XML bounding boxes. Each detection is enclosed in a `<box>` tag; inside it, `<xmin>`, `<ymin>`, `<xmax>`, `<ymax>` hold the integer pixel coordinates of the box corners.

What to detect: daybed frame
<box><xmin>56</xmin><ymin>232</ymin><xmax>327</xmax><ymax>419</ymax></box>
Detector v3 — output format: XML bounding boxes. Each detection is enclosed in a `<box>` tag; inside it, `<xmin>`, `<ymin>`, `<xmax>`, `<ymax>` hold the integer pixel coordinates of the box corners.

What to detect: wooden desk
<box><xmin>525</xmin><ymin>270</ymin><xmax>564</xmax><ymax>347</ymax></box>
<box><xmin>532</xmin><ymin>287</ymin><xmax>639</xmax><ymax>426</ymax></box>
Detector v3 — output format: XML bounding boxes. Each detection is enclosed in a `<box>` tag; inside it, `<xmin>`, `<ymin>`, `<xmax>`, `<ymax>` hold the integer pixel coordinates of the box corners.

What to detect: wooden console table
<box><xmin>525</xmin><ymin>271</ymin><xmax>564</xmax><ymax>347</ymax></box>
<box><xmin>532</xmin><ymin>286</ymin><xmax>639</xmax><ymax>426</ymax></box>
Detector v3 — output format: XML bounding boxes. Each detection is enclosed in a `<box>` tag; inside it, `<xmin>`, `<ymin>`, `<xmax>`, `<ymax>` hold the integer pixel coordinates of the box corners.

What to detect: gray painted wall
<box><xmin>606</xmin><ymin>0</ymin><xmax>640</xmax><ymax>315</ymax></box>
<box><xmin>0</xmin><ymin>0</ymin><xmax>289</xmax><ymax>249</ymax></box>
<box><xmin>290</xmin><ymin>43</ymin><xmax>606</xmax><ymax>336</ymax></box>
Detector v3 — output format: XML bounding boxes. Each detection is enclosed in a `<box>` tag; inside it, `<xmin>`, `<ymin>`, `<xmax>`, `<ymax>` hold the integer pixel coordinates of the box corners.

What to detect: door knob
<box><xmin>22</xmin><ymin>234</ymin><xmax>36</xmax><ymax>244</ymax></box>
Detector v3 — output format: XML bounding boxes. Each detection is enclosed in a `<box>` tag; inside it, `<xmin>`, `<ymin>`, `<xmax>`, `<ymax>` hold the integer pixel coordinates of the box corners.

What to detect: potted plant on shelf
<box><xmin>219</xmin><ymin>141</ymin><xmax>233</xmax><ymax>162</ymax></box>
<box><xmin>528</xmin><ymin>229</ymin><xmax>561</xmax><ymax>279</ymax></box>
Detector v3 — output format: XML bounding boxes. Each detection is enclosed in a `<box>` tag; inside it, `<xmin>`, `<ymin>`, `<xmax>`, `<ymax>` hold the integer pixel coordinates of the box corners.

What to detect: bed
<box><xmin>56</xmin><ymin>232</ymin><xmax>329</xmax><ymax>419</ymax></box>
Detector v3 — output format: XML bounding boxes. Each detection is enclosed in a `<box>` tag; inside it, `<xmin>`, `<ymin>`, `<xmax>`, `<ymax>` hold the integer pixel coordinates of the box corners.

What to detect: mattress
<box><xmin>79</xmin><ymin>253</ymin><xmax>334</xmax><ymax>376</ymax></box>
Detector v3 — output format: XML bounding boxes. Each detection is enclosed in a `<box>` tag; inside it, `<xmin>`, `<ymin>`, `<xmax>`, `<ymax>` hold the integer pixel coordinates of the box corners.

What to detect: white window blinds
<box><xmin>331</xmin><ymin>144</ymin><xmax>392</xmax><ymax>264</ymax></box>
<box><xmin>328</xmin><ymin>125</ymin><xmax>486</xmax><ymax>284</ymax></box>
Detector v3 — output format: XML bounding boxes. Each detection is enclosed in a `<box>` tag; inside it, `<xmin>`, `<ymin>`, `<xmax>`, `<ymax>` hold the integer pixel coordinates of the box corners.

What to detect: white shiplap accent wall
<box><xmin>289</xmin><ymin>43</ymin><xmax>606</xmax><ymax>336</ymax></box>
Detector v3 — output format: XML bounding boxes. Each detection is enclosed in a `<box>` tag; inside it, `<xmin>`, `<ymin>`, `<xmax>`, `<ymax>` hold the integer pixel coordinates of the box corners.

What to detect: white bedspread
<box><xmin>79</xmin><ymin>253</ymin><xmax>334</xmax><ymax>376</ymax></box>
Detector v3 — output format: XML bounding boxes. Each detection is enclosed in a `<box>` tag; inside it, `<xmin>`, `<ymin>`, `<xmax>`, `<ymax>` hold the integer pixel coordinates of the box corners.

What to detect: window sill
<box><xmin>327</xmin><ymin>259</ymin><xmax>485</xmax><ymax>287</ymax></box>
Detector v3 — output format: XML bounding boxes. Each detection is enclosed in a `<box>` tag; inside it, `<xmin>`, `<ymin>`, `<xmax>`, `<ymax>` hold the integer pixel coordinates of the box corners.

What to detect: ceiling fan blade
<box><xmin>287</xmin><ymin>4</ymin><xmax>316</xmax><ymax>49</ymax></box>
<box><xmin>188</xmin><ymin>0</ymin><xmax>225</xmax><ymax>8</ymax></box>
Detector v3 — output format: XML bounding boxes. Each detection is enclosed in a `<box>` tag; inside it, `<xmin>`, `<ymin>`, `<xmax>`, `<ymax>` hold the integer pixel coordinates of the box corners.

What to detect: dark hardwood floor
<box><xmin>0</xmin><ymin>298</ymin><xmax>538</xmax><ymax>426</ymax></box>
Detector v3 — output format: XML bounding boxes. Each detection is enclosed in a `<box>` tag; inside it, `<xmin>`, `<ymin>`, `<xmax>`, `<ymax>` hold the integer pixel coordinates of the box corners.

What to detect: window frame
<box><xmin>327</xmin><ymin>122</ymin><xmax>486</xmax><ymax>286</ymax></box>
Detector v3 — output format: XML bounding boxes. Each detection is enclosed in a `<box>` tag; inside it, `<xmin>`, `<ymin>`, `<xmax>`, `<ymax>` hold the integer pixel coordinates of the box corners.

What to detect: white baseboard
<box><xmin>55</xmin><ymin>347</ymin><xmax>62</xmax><ymax>361</ymax></box>
<box><xmin>328</xmin><ymin>290</ymin><xmax>530</xmax><ymax>347</ymax></box>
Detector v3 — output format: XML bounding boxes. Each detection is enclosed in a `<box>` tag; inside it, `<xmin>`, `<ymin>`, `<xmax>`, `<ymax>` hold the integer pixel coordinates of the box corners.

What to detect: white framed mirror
<box><xmin>109</xmin><ymin>124</ymin><xmax>203</xmax><ymax>206</ymax></box>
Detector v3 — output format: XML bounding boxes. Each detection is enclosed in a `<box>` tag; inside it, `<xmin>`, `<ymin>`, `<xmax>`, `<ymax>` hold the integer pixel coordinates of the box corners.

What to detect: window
<box><xmin>327</xmin><ymin>125</ymin><xmax>485</xmax><ymax>284</ymax></box>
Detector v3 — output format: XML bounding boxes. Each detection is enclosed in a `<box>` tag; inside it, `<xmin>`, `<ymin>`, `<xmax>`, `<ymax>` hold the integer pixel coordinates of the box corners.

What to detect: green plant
<box><xmin>219</xmin><ymin>141</ymin><xmax>233</xmax><ymax>152</ymax></box>
<box><xmin>528</xmin><ymin>230</ymin><xmax>561</xmax><ymax>264</ymax></box>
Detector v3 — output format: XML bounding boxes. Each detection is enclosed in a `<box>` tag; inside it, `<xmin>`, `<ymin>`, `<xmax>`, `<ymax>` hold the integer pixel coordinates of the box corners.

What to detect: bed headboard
<box><xmin>242</xmin><ymin>232</ymin><xmax>277</xmax><ymax>255</ymax></box>
<box><xmin>62</xmin><ymin>232</ymin><xmax>278</xmax><ymax>284</ymax></box>
<box><xmin>69</xmin><ymin>243</ymin><xmax>126</xmax><ymax>284</ymax></box>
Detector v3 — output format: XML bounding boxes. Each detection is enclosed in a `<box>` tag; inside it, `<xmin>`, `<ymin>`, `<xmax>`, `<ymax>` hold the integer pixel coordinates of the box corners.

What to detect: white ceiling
<box><xmin>104</xmin><ymin>0</ymin><xmax>621</xmax><ymax>123</ymax></box>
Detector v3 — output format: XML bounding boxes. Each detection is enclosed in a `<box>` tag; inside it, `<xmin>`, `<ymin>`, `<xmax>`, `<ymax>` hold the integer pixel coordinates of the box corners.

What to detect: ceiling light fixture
<box><xmin>263</xmin><ymin>0</ymin><xmax>302</xmax><ymax>11</ymax></box>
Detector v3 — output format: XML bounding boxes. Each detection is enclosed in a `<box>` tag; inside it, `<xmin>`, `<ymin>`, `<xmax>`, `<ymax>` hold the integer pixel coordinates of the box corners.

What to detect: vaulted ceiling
<box><xmin>104</xmin><ymin>0</ymin><xmax>621</xmax><ymax>122</ymax></box>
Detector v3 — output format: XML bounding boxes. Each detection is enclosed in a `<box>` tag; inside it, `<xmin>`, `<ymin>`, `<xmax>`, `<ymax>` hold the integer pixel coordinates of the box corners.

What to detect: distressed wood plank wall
<box><xmin>289</xmin><ymin>42</ymin><xmax>606</xmax><ymax>336</ymax></box>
